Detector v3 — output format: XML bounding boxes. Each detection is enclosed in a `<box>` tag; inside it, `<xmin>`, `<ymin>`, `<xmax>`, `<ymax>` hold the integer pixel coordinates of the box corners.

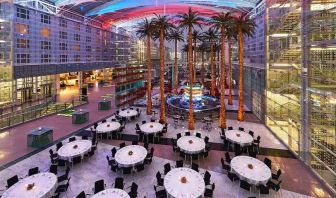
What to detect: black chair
<box><xmin>228</xmin><ymin>126</ymin><xmax>233</xmax><ymax>130</ymax></box>
<box><xmin>234</xmin><ymin>144</ymin><xmax>242</xmax><ymax>156</ymax></box>
<box><xmin>272</xmin><ymin>169</ymin><xmax>282</xmax><ymax>181</ymax></box>
<box><xmin>82</xmin><ymin>135</ymin><xmax>88</xmax><ymax>140</ymax></box>
<box><xmin>225</xmin><ymin>152</ymin><xmax>231</xmax><ymax>163</ymax></box>
<box><xmin>185</xmin><ymin>131</ymin><xmax>191</xmax><ymax>136</ymax></box>
<box><xmin>240</xmin><ymin>180</ymin><xmax>251</xmax><ymax>192</ymax></box>
<box><xmin>264</xmin><ymin>157</ymin><xmax>272</xmax><ymax>169</ymax></box>
<box><xmin>49</xmin><ymin>164</ymin><xmax>58</xmax><ymax>175</ymax></box>
<box><xmin>132</xmin><ymin>140</ymin><xmax>139</xmax><ymax>145</ymax></box>
<box><xmin>94</xmin><ymin>179</ymin><xmax>105</xmax><ymax>193</ymax></box>
<box><xmin>56</xmin><ymin>142</ymin><xmax>63</xmax><ymax>151</ymax></box>
<box><xmin>172</xmin><ymin>139</ymin><xmax>179</xmax><ymax>153</ymax></box>
<box><xmin>258</xmin><ymin>184</ymin><xmax>270</xmax><ymax>195</ymax></box>
<box><xmin>267</xmin><ymin>180</ymin><xmax>282</xmax><ymax>192</ymax></box>
<box><xmin>253</xmin><ymin>135</ymin><xmax>261</xmax><ymax>153</ymax></box>
<box><xmin>204</xmin><ymin>183</ymin><xmax>215</xmax><ymax>198</ymax></box>
<box><xmin>144</xmin><ymin>153</ymin><xmax>153</xmax><ymax>164</ymax></box>
<box><xmin>127</xmin><ymin>182</ymin><xmax>138</xmax><ymax>198</ymax></box>
<box><xmin>220</xmin><ymin>158</ymin><xmax>230</xmax><ymax>172</ymax></box>
<box><xmin>204</xmin><ymin>171</ymin><xmax>211</xmax><ymax>185</ymax></box>
<box><xmin>114</xmin><ymin>177</ymin><xmax>124</xmax><ymax>189</ymax></box>
<box><xmin>144</xmin><ymin>142</ymin><xmax>149</xmax><ymax>150</ymax></box>
<box><xmin>110</xmin><ymin>161</ymin><xmax>119</xmax><ymax>173</ymax></box>
<box><xmin>49</xmin><ymin>149</ymin><xmax>58</xmax><ymax>159</ymax></box>
<box><xmin>142</xmin><ymin>120</ymin><xmax>146</xmax><ymax>125</ymax></box>
<box><xmin>176</xmin><ymin>160</ymin><xmax>183</xmax><ymax>168</ymax></box>
<box><xmin>119</xmin><ymin>142</ymin><xmax>126</xmax><ymax>148</ymax></box>
<box><xmin>28</xmin><ymin>167</ymin><xmax>39</xmax><ymax>176</ymax></box>
<box><xmin>102</xmin><ymin>119</ymin><xmax>107</xmax><ymax>123</ymax></box>
<box><xmin>55</xmin><ymin>177</ymin><xmax>70</xmax><ymax>194</ymax></box>
<box><xmin>76</xmin><ymin>191</ymin><xmax>86</xmax><ymax>198</ymax></box>
<box><xmin>135</xmin><ymin>163</ymin><xmax>145</xmax><ymax>172</ymax></box>
<box><xmin>176</xmin><ymin>133</ymin><xmax>182</xmax><ymax>139</ymax></box>
<box><xmin>156</xmin><ymin>171</ymin><xmax>164</xmax><ymax>186</ymax></box>
<box><xmin>58</xmin><ymin>167</ymin><xmax>70</xmax><ymax>183</ymax></box>
<box><xmin>6</xmin><ymin>175</ymin><xmax>19</xmax><ymax>188</ymax></box>
<box><xmin>238</xmin><ymin>127</ymin><xmax>244</xmax><ymax>131</ymax></box>
<box><xmin>154</xmin><ymin>185</ymin><xmax>167</xmax><ymax>198</ymax></box>
<box><xmin>111</xmin><ymin>147</ymin><xmax>117</xmax><ymax>158</ymax></box>
<box><xmin>72</xmin><ymin>156</ymin><xmax>82</xmax><ymax>166</ymax></box>
<box><xmin>227</xmin><ymin>172</ymin><xmax>239</xmax><ymax>182</ymax></box>
<box><xmin>69</xmin><ymin>137</ymin><xmax>76</xmax><ymax>142</ymax></box>
<box><xmin>248</xmin><ymin>130</ymin><xmax>254</xmax><ymax>137</ymax></box>
<box><xmin>164</xmin><ymin>163</ymin><xmax>171</xmax><ymax>175</ymax></box>
<box><xmin>196</xmin><ymin>132</ymin><xmax>201</xmax><ymax>138</ymax></box>
<box><xmin>191</xmin><ymin>163</ymin><xmax>199</xmax><ymax>172</ymax></box>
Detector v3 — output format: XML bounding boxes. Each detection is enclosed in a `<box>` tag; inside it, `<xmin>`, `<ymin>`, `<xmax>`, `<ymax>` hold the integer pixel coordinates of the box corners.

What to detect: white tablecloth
<box><xmin>177</xmin><ymin>136</ymin><xmax>205</xmax><ymax>154</ymax></box>
<box><xmin>96</xmin><ymin>122</ymin><xmax>121</xmax><ymax>134</ymax></box>
<box><xmin>92</xmin><ymin>188</ymin><xmax>130</xmax><ymax>198</ymax></box>
<box><xmin>2</xmin><ymin>173</ymin><xmax>57</xmax><ymax>198</ymax></box>
<box><xmin>225</xmin><ymin>130</ymin><xmax>253</xmax><ymax>147</ymax></box>
<box><xmin>140</xmin><ymin>122</ymin><xmax>163</xmax><ymax>134</ymax></box>
<box><xmin>164</xmin><ymin>168</ymin><xmax>205</xmax><ymax>198</ymax></box>
<box><xmin>58</xmin><ymin>140</ymin><xmax>92</xmax><ymax>161</ymax></box>
<box><xmin>230</xmin><ymin>156</ymin><xmax>272</xmax><ymax>185</ymax></box>
<box><xmin>119</xmin><ymin>109</ymin><xmax>138</xmax><ymax>118</ymax></box>
<box><xmin>114</xmin><ymin>145</ymin><xmax>147</xmax><ymax>167</ymax></box>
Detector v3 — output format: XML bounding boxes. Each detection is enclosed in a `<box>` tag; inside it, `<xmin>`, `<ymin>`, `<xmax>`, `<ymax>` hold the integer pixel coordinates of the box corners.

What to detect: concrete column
<box><xmin>55</xmin><ymin>74</ymin><xmax>60</xmax><ymax>94</ymax></box>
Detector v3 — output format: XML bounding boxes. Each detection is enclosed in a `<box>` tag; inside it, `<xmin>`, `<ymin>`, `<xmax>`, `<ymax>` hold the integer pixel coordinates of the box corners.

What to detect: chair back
<box><xmin>119</xmin><ymin>142</ymin><xmax>126</xmax><ymax>148</ymax></box>
<box><xmin>176</xmin><ymin>160</ymin><xmax>183</xmax><ymax>168</ymax></box>
<box><xmin>115</xmin><ymin>177</ymin><xmax>124</xmax><ymax>189</ymax></box>
<box><xmin>49</xmin><ymin>165</ymin><xmax>58</xmax><ymax>175</ymax></box>
<box><xmin>191</xmin><ymin>163</ymin><xmax>199</xmax><ymax>172</ymax></box>
<box><xmin>228</xmin><ymin>126</ymin><xmax>233</xmax><ymax>130</ymax></box>
<box><xmin>264</xmin><ymin>157</ymin><xmax>272</xmax><ymax>169</ymax></box>
<box><xmin>56</xmin><ymin>142</ymin><xmax>63</xmax><ymax>151</ymax></box>
<box><xmin>111</xmin><ymin>147</ymin><xmax>117</xmax><ymax>157</ymax></box>
<box><xmin>76</xmin><ymin>191</ymin><xmax>86</xmax><ymax>198</ymax></box>
<box><xmin>130</xmin><ymin>182</ymin><xmax>138</xmax><ymax>193</ymax></box>
<box><xmin>7</xmin><ymin>175</ymin><xmax>19</xmax><ymax>188</ymax></box>
<box><xmin>177</xmin><ymin>133</ymin><xmax>181</xmax><ymax>139</ymax></box>
<box><xmin>196</xmin><ymin>133</ymin><xmax>201</xmax><ymax>138</ymax></box>
<box><xmin>164</xmin><ymin>163</ymin><xmax>171</xmax><ymax>174</ymax></box>
<box><xmin>132</xmin><ymin>140</ymin><xmax>138</xmax><ymax>145</ymax></box>
<box><xmin>28</xmin><ymin>167</ymin><xmax>39</xmax><ymax>176</ymax></box>
<box><xmin>238</xmin><ymin>127</ymin><xmax>244</xmax><ymax>131</ymax></box>
<box><xmin>185</xmin><ymin>131</ymin><xmax>191</xmax><ymax>136</ymax></box>
<box><xmin>94</xmin><ymin>180</ymin><xmax>105</xmax><ymax>193</ymax></box>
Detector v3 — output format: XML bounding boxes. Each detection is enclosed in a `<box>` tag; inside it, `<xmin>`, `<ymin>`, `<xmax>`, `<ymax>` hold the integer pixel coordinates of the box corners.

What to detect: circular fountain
<box><xmin>166</xmin><ymin>83</ymin><xmax>220</xmax><ymax>119</ymax></box>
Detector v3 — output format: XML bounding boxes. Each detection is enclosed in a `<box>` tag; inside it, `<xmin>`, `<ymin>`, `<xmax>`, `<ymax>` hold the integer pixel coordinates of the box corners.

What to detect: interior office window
<box><xmin>16</xmin><ymin>54</ymin><xmax>30</xmax><ymax>63</ymax></box>
<box><xmin>86</xmin><ymin>55</ymin><xmax>92</xmax><ymax>62</ymax></box>
<box><xmin>59</xmin><ymin>55</ymin><xmax>67</xmax><ymax>62</ymax></box>
<box><xmin>16</xmin><ymin>39</ymin><xmax>29</xmax><ymax>48</ymax></box>
<box><xmin>40</xmin><ymin>28</ymin><xmax>50</xmax><ymax>38</ymax></box>
<box><xmin>86</xmin><ymin>36</ymin><xmax>91</xmax><ymax>42</ymax></box>
<box><xmin>59</xmin><ymin>31</ymin><xmax>67</xmax><ymax>39</ymax></box>
<box><xmin>15</xmin><ymin>23</ymin><xmax>29</xmax><ymax>35</ymax></box>
<box><xmin>86</xmin><ymin>26</ymin><xmax>91</xmax><ymax>33</ymax></box>
<box><xmin>41</xmin><ymin>41</ymin><xmax>51</xmax><ymax>50</ymax></box>
<box><xmin>59</xmin><ymin>18</ymin><xmax>67</xmax><ymax>27</ymax></box>
<box><xmin>74</xmin><ymin>23</ymin><xmax>80</xmax><ymax>31</ymax></box>
<box><xmin>59</xmin><ymin>43</ymin><xmax>67</xmax><ymax>50</ymax></box>
<box><xmin>41</xmin><ymin>14</ymin><xmax>51</xmax><ymax>24</ymax></box>
<box><xmin>41</xmin><ymin>54</ymin><xmax>51</xmax><ymax>63</ymax></box>
<box><xmin>74</xmin><ymin>34</ymin><xmax>80</xmax><ymax>41</ymax></box>
<box><xmin>74</xmin><ymin>55</ymin><xmax>80</xmax><ymax>62</ymax></box>
<box><xmin>73</xmin><ymin>44</ymin><xmax>80</xmax><ymax>51</ymax></box>
<box><xmin>16</xmin><ymin>7</ymin><xmax>29</xmax><ymax>19</ymax></box>
<box><xmin>86</xmin><ymin>46</ymin><xmax>91</xmax><ymax>52</ymax></box>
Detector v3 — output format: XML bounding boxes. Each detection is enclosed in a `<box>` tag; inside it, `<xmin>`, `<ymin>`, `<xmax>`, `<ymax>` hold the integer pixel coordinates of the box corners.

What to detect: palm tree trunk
<box><xmin>219</xmin><ymin>27</ymin><xmax>226</xmax><ymax>128</ymax></box>
<box><xmin>210</xmin><ymin>38</ymin><xmax>215</xmax><ymax>96</ymax></box>
<box><xmin>193</xmin><ymin>40</ymin><xmax>197</xmax><ymax>81</ymax></box>
<box><xmin>217</xmin><ymin>49</ymin><xmax>220</xmax><ymax>88</ymax></box>
<box><xmin>159</xmin><ymin>29</ymin><xmax>166</xmax><ymax>123</ymax></box>
<box><xmin>188</xmin><ymin>25</ymin><xmax>195</xmax><ymax>130</ymax></box>
<box><xmin>228</xmin><ymin>38</ymin><xmax>233</xmax><ymax>105</ymax></box>
<box><xmin>174</xmin><ymin>39</ymin><xmax>178</xmax><ymax>94</ymax></box>
<box><xmin>201</xmin><ymin>51</ymin><xmax>204</xmax><ymax>85</ymax></box>
<box><xmin>146</xmin><ymin>34</ymin><xmax>152</xmax><ymax>115</ymax></box>
<box><xmin>237</xmin><ymin>29</ymin><xmax>244</xmax><ymax>121</ymax></box>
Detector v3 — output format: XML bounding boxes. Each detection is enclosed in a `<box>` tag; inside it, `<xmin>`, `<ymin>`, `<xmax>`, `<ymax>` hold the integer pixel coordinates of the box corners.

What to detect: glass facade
<box><xmin>265</xmin><ymin>0</ymin><xmax>336</xmax><ymax>190</ymax></box>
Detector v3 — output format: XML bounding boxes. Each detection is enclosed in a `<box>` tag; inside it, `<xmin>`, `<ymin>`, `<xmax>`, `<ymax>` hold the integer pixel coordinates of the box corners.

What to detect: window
<box><xmin>74</xmin><ymin>34</ymin><xmax>80</xmax><ymax>41</ymax></box>
<box><xmin>74</xmin><ymin>55</ymin><xmax>80</xmax><ymax>62</ymax></box>
<box><xmin>41</xmin><ymin>14</ymin><xmax>51</xmax><ymax>24</ymax></box>
<box><xmin>59</xmin><ymin>31</ymin><xmax>67</xmax><ymax>39</ymax></box>
<box><xmin>16</xmin><ymin>39</ymin><xmax>29</xmax><ymax>48</ymax></box>
<box><xmin>86</xmin><ymin>36</ymin><xmax>91</xmax><ymax>42</ymax></box>
<box><xmin>41</xmin><ymin>41</ymin><xmax>51</xmax><ymax>50</ymax></box>
<box><xmin>86</xmin><ymin>26</ymin><xmax>91</xmax><ymax>33</ymax></box>
<box><xmin>96</xmin><ymin>29</ymin><xmax>100</xmax><ymax>35</ymax></box>
<box><xmin>96</xmin><ymin>55</ymin><xmax>101</xmax><ymax>61</ymax></box>
<box><xmin>59</xmin><ymin>55</ymin><xmax>67</xmax><ymax>62</ymax></box>
<box><xmin>73</xmin><ymin>45</ymin><xmax>80</xmax><ymax>51</ymax></box>
<box><xmin>74</xmin><ymin>23</ymin><xmax>80</xmax><ymax>31</ymax></box>
<box><xmin>86</xmin><ymin>46</ymin><xmax>91</xmax><ymax>52</ymax></box>
<box><xmin>59</xmin><ymin>43</ymin><xmax>67</xmax><ymax>50</ymax></box>
<box><xmin>41</xmin><ymin>54</ymin><xmax>51</xmax><ymax>63</ymax></box>
<box><xmin>16</xmin><ymin>54</ymin><xmax>30</xmax><ymax>63</ymax></box>
<box><xmin>15</xmin><ymin>23</ymin><xmax>29</xmax><ymax>34</ymax></box>
<box><xmin>16</xmin><ymin>8</ymin><xmax>29</xmax><ymax>19</ymax></box>
<box><xmin>59</xmin><ymin>18</ymin><xmax>67</xmax><ymax>27</ymax></box>
<box><xmin>40</xmin><ymin>28</ymin><xmax>50</xmax><ymax>37</ymax></box>
<box><xmin>86</xmin><ymin>55</ymin><xmax>92</xmax><ymax>62</ymax></box>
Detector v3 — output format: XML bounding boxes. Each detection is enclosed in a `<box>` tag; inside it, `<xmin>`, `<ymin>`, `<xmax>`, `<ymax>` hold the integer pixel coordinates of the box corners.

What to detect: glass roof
<box><xmin>51</xmin><ymin>0</ymin><xmax>260</xmax><ymax>27</ymax></box>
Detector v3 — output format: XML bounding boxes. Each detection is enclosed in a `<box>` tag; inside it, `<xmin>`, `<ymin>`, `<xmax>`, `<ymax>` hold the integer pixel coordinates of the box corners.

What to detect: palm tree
<box><xmin>233</xmin><ymin>13</ymin><xmax>256</xmax><ymax>121</ymax></box>
<box><xmin>136</xmin><ymin>18</ymin><xmax>155</xmax><ymax>115</ymax></box>
<box><xmin>197</xmin><ymin>42</ymin><xmax>208</xmax><ymax>85</ymax></box>
<box><xmin>226</xmin><ymin>22</ymin><xmax>237</xmax><ymax>105</ymax></box>
<box><xmin>213</xmin><ymin>42</ymin><xmax>221</xmax><ymax>85</ymax></box>
<box><xmin>202</xmin><ymin>28</ymin><xmax>217</xmax><ymax>97</ymax></box>
<box><xmin>177</xmin><ymin>7</ymin><xmax>203</xmax><ymax>130</ymax></box>
<box><xmin>152</xmin><ymin>14</ymin><xmax>175</xmax><ymax>124</ymax></box>
<box><xmin>211</xmin><ymin>12</ymin><xmax>232</xmax><ymax>129</ymax></box>
<box><xmin>192</xmin><ymin>30</ymin><xmax>202</xmax><ymax>80</ymax></box>
<box><xmin>167</xmin><ymin>28</ymin><xmax>184</xmax><ymax>94</ymax></box>
<box><xmin>182</xmin><ymin>44</ymin><xmax>189</xmax><ymax>62</ymax></box>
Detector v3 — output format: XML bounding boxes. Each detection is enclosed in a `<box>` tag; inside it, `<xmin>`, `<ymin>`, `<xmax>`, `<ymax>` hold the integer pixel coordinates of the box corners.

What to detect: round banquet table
<box><xmin>114</xmin><ymin>145</ymin><xmax>147</xmax><ymax>167</ymax></box>
<box><xmin>119</xmin><ymin>109</ymin><xmax>138</xmax><ymax>118</ymax></box>
<box><xmin>57</xmin><ymin>140</ymin><xmax>92</xmax><ymax>161</ymax></box>
<box><xmin>230</xmin><ymin>156</ymin><xmax>272</xmax><ymax>185</ymax></box>
<box><xmin>225</xmin><ymin>130</ymin><xmax>253</xmax><ymax>147</ymax></box>
<box><xmin>177</xmin><ymin>136</ymin><xmax>205</xmax><ymax>154</ymax></box>
<box><xmin>140</xmin><ymin>122</ymin><xmax>163</xmax><ymax>134</ymax></box>
<box><xmin>2</xmin><ymin>173</ymin><xmax>57</xmax><ymax>198</ymax></box>
<box><xmin>164</xmin><ymin>167</ymin><xmax>205</xmax><ymax>198</ymax></box>
<box><xmin>96</xmin><ymin>122</ymin><xmax>121</xmax><ymax>134</ymax></box>
<box><xmin>91</xmin><ymin>188</ymin><xmax>130</xmax><ymax>198</ymax></box>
